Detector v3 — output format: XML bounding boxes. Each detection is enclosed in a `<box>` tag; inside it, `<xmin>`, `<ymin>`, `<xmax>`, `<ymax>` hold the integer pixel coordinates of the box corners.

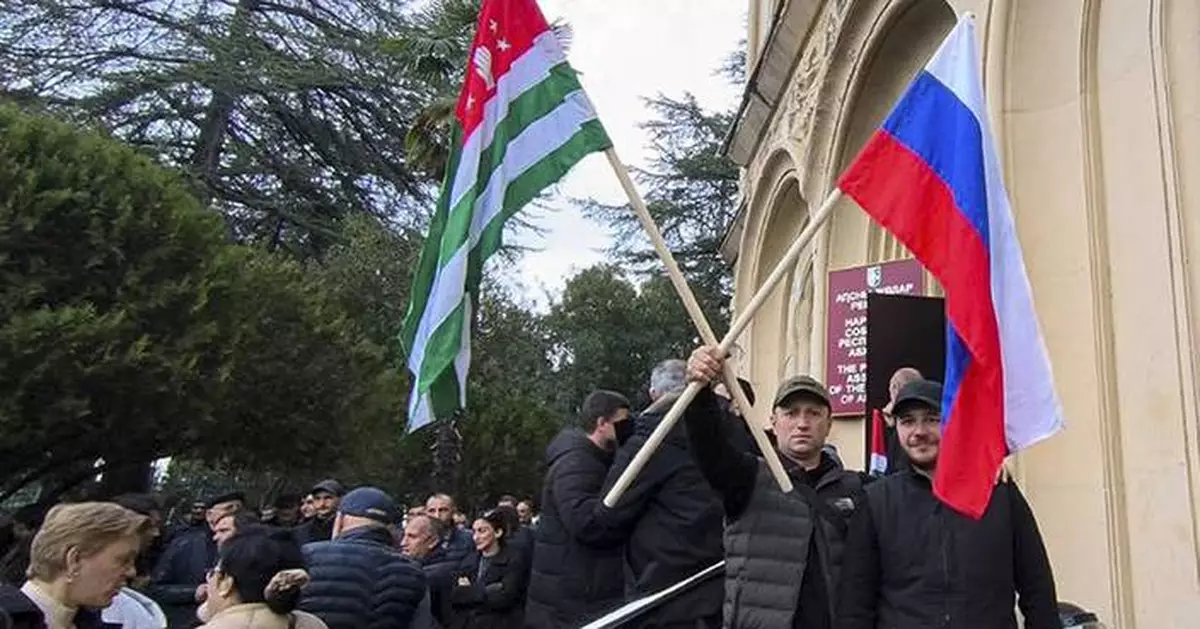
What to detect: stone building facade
<box><xmin>724</xmin><ymin>1</ymin><xmax>1200</xmax><ymax>626</ymax></box>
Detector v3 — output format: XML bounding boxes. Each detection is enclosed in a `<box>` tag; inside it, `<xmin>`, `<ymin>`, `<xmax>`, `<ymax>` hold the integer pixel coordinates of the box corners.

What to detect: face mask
<box><xmin>614</xmin><ymin>419</ymin><xmax>636</xmax><ymax>446</ymax></box>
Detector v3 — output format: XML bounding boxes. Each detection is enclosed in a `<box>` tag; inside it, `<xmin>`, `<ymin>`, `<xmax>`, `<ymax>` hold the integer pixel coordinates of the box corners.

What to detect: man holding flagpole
<box><xmin>683</xmin><ymin>349</ymin><xmax>869</xmax><ymax>629</ymax></box>
<box><xmin>832</xmin><ymin>12</ymin><xmax>1061</xmax><ymax>629</ymax></box>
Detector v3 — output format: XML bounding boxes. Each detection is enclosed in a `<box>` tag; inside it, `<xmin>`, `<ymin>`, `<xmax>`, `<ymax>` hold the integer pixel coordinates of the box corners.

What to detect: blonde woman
<box><xmin>21</xmin><ymin>502</ymin><xmax>153</xmax><ymax>629</ymax></box>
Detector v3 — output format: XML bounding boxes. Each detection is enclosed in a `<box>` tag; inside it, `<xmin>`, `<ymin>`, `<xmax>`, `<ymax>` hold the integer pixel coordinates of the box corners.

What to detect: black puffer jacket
<box><xmin>836</xmin><ymin>470</ymin><xmax>1058</xmax><ymax>629</ymax></box>
<box><xmin>300</xmin><ymin>525</ymin><xmax>427</xmax><ymax>629</ymax></box>
<box><xmin>601</xmin><ymin>394</ymin><xmax>725</xmax><ymax>625</ymax></box>
<box><xmin>685</xmin><ymin>387</ymin><xmax>867</xmax><ymax>629</ymax></box>
<box><xmin>524</xmin><ymin>429</ymin><xmax>626</xmax><ymax>629</ymax></box>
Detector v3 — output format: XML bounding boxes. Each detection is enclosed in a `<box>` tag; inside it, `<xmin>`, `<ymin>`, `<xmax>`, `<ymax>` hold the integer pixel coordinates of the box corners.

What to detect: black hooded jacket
<box><xmin>524</xmin><ymin>429</ymin><xmax>627</xmax><ymax>629</ymax></box>
<box><xmin>600</xmin><ymin>393</ymin><xmax>726</xmax><ymax>625</ymax></box>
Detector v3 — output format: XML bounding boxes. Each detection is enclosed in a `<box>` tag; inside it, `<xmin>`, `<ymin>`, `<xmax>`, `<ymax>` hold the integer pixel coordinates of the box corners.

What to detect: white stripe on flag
<box><xmin>406</xmin><ymin>90</ymin><xmax>600</xmax><ymax>386</ymax></box>
<box><xmin>449</xmin><ymin>31</ymin><xmax>566</xmax><ymax>212</ymax></box>
<box><xmin>926</xmin><ymin>18</ymin><xmax>1064</xmax><ymax>450</ymax></box>
<box><xmin>869</xmin><ymin>453</ymin><xmax>887</xmax><ymax>475</ymax></box>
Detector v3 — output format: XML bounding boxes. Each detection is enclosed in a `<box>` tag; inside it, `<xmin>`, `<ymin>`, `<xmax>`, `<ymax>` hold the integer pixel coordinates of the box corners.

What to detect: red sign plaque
<box><xmin>825</xmin><ymin>260</ymin><xmax>926</xmax><ymax>416</ymax></box>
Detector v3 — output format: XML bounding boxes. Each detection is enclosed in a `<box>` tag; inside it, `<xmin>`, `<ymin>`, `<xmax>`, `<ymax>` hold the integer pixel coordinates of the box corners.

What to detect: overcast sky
<box><xmin>501</xmin><ymin>0</ymin><xmax>747</xmax><ymax>308</ymax></box>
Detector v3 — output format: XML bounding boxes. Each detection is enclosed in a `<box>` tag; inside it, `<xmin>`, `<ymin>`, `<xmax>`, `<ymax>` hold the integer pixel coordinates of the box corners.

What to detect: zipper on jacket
<box><xmin>939</xmin><ymin>505</ymin><xmax>951</xmax><ymax>627</ymax></box>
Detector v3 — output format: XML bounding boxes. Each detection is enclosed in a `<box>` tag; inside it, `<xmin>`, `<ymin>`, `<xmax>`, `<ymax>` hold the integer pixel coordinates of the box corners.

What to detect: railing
<box><xmin>578</xmin><ymin>561</ymin><xmax>726</xmax><ymax>629</ymax></box>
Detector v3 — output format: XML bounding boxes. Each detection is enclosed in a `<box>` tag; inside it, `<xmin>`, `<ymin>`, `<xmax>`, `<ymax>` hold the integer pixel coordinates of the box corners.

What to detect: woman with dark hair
<box><xmin>448</xmin><ymin>510</ymin><xmax>526</xmax><ymax>629</ymax></box>
<box><xmin>196</xmin><ymin>531</ymin><xmax>325</xmax><ymax>629</ymax></box>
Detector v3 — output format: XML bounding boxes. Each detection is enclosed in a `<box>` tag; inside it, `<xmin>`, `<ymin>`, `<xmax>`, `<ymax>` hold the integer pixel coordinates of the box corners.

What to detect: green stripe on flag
<box><xmin>415</xmin><ymin>120</ymin><xmax>611</xmax><ymax>396</ymax></box>
<box><xmin>399</xmin><ymin>126</ymin><xmax>464</xmax><ymax>358</ymax></box>
<box><xmin>400</xmin><ymin>57</ymin><xmax>612</xmax><ymax>432</ymax></box>
<box><xmin>439</xmin><ymin>64</ymin><xmax>587</xmax><ymax>265</ymax></box>
<box><xmin>465</xmin><ymin>120</ymin><xmax>611</xmax><ymax>289</ymax></box>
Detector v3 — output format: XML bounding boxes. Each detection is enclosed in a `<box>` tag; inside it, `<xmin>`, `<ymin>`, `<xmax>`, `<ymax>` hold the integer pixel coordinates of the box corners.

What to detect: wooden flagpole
<box><xmin>604</xmin><ymin>186</ymin><xmax>844</xmax><ymax>507</ymax></box>
<box><xmin>603</xmin><ymin>148</ymin><xmax>793</xmax><ymax>495</ymax></box>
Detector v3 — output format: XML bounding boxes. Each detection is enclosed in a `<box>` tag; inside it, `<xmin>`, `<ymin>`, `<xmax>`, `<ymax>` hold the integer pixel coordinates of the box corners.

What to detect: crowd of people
<box><xmin>0</xmin><ymin>347</ymin><xmax>1098</xmax><ymax>629</ymax></box>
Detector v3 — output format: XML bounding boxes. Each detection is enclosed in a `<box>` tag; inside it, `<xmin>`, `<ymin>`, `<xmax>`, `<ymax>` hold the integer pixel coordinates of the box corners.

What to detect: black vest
<box><xmin>722</xmin><ymin>459</ymin><xmax>864</xmax><ymax>629</ymax></box>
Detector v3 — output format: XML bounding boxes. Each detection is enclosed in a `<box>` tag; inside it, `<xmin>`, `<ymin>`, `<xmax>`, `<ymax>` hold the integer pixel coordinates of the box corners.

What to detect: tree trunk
<box><xmin>431</xmin><ymin>417</ymin><xmax>461</xmax><ymax>496</ymax></box>
<box><xmin>190</xmin><ymin>0</ymin><xmax>258</xmax><ymax>203</ymax></box>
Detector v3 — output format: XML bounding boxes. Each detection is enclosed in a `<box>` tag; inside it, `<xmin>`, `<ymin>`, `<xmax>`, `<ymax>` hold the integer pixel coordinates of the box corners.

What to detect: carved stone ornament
<box><xmin>753</xmin><ymin>0</ymin><xmax>853</xmax><ymax>195</ymax></box>
<box><xmin>785</xmin><ymin>0</ymin><xmax>852</xmax><ymax>150</ymax></box>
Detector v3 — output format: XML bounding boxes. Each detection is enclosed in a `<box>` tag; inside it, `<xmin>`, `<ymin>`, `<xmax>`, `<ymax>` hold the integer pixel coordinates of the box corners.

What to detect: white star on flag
<box><xmin>488</xmin><ymin>19</ymin><xmax>497</xmax><ymax>33</ymax></box>
<box><xmin>497</xmin><ymin>38</ymin><xmax>511</xmax><ymax>52</ymax></box>
<box><xmin>465</xmin><ymin>94</ymin><xmax>475</xmax><ymax>110</ymax></box>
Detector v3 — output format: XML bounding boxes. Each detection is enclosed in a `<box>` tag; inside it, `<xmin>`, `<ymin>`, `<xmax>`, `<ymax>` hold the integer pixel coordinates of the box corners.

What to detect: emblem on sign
<box><xmin>866</xmin><ymin>265</ymin><xmax>882</xmax><ymax>289</ymax></box>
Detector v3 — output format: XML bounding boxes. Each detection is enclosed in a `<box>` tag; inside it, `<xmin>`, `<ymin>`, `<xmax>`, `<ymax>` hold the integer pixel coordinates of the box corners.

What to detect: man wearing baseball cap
<box><xmin>293</xmin><ymin>479</ymin><xmax>344</xmax><ymax>546</ymax></box>
<box><xmin>685</xmin><ymin>346</ymin><xmax>869</xmax><ymax>629</ymax></box>
<box><xmin>299</xmin><ymin>486</ymin><xmax>426</xmax><ymax>629</ymax></box>
<box><xmin>836</xmin><ymin>379</ymin><xmax>1058</xmax><ymax>629</ymax></box>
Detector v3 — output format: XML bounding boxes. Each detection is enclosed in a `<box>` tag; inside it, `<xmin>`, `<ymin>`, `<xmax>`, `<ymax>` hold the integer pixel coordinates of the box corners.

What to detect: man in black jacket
<box><xmin>293</xmin><ymin>479</ymin><xmax>344</xmax><ymax>546</ymax></box>
<box><xmin>836</xmin><ymin>379</ymin><xmax>1059</xmax><ymax>629</ymax></box>
<box><xmin>300</xmin><ymin>486</ymin><xmax>427</xmax><ymax>629</ymax></box>
<box><xmin>150</xmin><ymin>491</ymin><xmax>243</xmax><ymax>629</ymax></box>
<box><xmin>425</xmin><ymin>493</ymin><xmax>474</xmax><ymax>566</ymax></box>
<box><xmin>685</xmin><ymin>347</ymin><xmax>867</xmax><ymax>629</ymax></box>
<box><xmin>601</xmin><ymin>360</ymin><xmax>725</xmax><ymax>629</ymax></box>
<box><xmin>524</xmin><ymin>390</ymin><xmax>632</xmax><ymax>629</ymax></box>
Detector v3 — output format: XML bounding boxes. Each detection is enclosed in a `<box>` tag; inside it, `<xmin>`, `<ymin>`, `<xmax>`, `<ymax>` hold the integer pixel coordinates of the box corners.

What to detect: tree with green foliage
<box><xmin>575</xmin><ymin>93</ymin><xmax>740</xmax><ymax>329</ymax></box>
<box><xmin>573</xmin><ymin>43</ymin><xmax>745</xmax><ymax>340</ymax></box>
<box><xmin>0</xmin><ymin>104</ymin><xmax>391</xmax><ymax>500</ymax></box>
<box><xmin>0</xmin><ymin>0</ymin><xmax>483</xmax><ymax>257</ymax></box>
<box><xmin>545</xmin><ymin>265</ymin><xmax>711</xmax><ymax>412</ymax></box>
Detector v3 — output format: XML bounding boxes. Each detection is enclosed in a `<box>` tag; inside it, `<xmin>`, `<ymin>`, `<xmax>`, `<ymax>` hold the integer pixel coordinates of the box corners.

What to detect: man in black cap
<box><xmin>293</xmin><ymin>479</ymin><xmax>344</xmax><ymax>546</ymax></box>
<box><xmin>300</xmin><ymin>486</ymin><xmax>427</xmax><ymax>629</ymax></box>
<box><xmin>836</xmin><ymin>379</ymin><xmax>1059</xmax><ymax>629</ymax></box>
<box><xmin>684</xmin><ymin>346</ymin><xmax>869</xmax><ymax>629</ymax></box>
<box><xmin>150</xmin><ymin>490</ymin><xmax>244</xmax><ymax>628</ymax></box>
<box><xmin>262</xmin><ymin>493</ymin><xmax>302</xmax><ymax>529</ymax></box>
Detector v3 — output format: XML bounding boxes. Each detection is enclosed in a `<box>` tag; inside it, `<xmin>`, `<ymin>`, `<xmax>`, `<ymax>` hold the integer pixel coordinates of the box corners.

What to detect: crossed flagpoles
<box><xmin>600</xmin><ymin>146</ymin><xmax>842</xmax><ymax>504</ymax></box>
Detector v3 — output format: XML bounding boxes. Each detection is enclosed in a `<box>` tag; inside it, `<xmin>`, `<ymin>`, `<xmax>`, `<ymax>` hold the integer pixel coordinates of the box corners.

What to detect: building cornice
<box><xmin>722</xmin><ymin>0</ymin><xmax>824</xmax><ymax>167</ymax></box>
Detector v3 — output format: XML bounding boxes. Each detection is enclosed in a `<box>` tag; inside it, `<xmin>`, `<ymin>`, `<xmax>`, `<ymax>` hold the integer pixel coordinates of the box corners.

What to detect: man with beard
<box><xmin>836</xmin><ymin>379</ymin><xmax>1059</xmax><ymax>629</ymax></box>
<box><xmin>524</xmin><ymin>390</ymin><xmax>631</xmax><ymax>629</ymax></box>
<box><xmin>684</xmin><ymin>347</ymin><xmax>868</xmax><ymax>629</ymax></box>
<box><xmin>425</xmin><ymin>493</ymin><xmax>473</xmax><ymax>565</ymax></box>
<box><xmin>293</xmin><ymin>480</ymin><xmax>343</xmax><ymax>546</ymax></box>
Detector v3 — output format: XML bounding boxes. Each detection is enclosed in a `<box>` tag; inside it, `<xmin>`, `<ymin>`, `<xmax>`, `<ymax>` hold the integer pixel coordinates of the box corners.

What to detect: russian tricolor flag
<box><xmin>869</xmin><ymin>408</ymin><xmax>888</xmax><ymax>477</ymax></box>
<box><xmin>838</xmin><ymin>15</ymin><xmax>1064</xmax><ymax>518</ymax></box>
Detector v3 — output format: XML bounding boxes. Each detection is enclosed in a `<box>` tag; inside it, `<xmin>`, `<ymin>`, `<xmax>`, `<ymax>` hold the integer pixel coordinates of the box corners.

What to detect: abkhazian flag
<box><xmin>837</xmin><ymin>14</ymin><xmax>1064</xmax><ymax>518</ymax></box>
<box><xmin>400</xmin><ymin>0</ymin><xmax>611</xmax><ymax>432</ymax></box>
